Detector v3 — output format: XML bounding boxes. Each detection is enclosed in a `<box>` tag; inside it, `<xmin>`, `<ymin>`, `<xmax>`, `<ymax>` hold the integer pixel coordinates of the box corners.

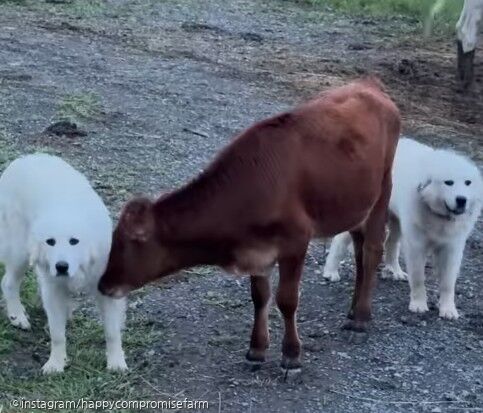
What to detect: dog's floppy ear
<box><xmin>417</xmin><ymin>179</ymin><xmax>432</xmax><ymax>193</ymax></box>
<box><xmin>120</xmin><ymin>197</ymin><xmax>155</xmax><ymax>242</ymax></box>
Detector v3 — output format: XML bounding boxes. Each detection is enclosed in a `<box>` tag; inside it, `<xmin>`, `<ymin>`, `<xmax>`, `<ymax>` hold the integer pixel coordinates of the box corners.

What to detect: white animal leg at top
<box><xmin>97</xmin><ymin>293</ymin><xmax>128</xmax><ymax>371</ymax></box>
<box><xmin>322</xmin><ymin>232</ymin><xmax>352</xmax><ymax>282</ymax></box>
<box><xmin>456</xmin><ymin>0</ymin><xmax>483</xmax><ymax>53</ymax></box>
<box><xmin>1</xmin><ymin>259</ymin><xmax>30</xmax><ymax>329</ymax></box>
<box><xmin>382</xmin><ymin>217</ymin><xmax>407</xmax><ymax>281</ymax></box>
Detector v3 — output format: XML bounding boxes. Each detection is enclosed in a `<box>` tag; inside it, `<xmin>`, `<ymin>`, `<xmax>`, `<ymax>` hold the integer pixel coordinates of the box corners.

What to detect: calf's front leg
<box><xmin>246</xmin><ymin>274</ymin><xmax>271</xmax><ymax>363</ymax></box>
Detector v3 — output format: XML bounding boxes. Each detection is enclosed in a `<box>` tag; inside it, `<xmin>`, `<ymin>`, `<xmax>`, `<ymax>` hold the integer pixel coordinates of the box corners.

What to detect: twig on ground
<box><xmin>182</xmin><ymin>127</ymin><xmax>209</xmax><ymax>138</ymax></box>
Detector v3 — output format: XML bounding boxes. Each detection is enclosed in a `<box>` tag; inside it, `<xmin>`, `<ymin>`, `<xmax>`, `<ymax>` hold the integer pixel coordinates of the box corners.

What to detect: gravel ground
<box><xmin>0</xmin><ymin>1</ymin><xmax>481</xmax><ymax>412</ymax></box>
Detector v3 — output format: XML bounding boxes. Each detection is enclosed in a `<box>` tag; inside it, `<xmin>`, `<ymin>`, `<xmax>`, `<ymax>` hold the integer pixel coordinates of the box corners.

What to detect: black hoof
<box><xmin>245</xmin><ymin>349</ymin><xmax>266</xmax><ymax>364</ymax></box>
<box><xmin>341</xmin><ymin>329</ymin><xmax>369</xmax><ymax>344</ymax></box>
<box><xmin>342</xmin><ymin>319</ymin><xmax>368</xmax><ymax>332</ymax></box>
<box><xmin>281</xmin><ymin>355</ymin><xmax>302</xmax><ymax>371</ymax></box>
<box><xmin>342</xmin><ymin>320</ymin><xmax>369</xmax><ymax>344</ymax></box>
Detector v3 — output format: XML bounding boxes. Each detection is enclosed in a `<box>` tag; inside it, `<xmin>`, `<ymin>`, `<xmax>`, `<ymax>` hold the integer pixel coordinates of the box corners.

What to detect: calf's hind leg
<box><xmin>276</xmin><ymin>250</ymin><xmax>306</xmax><ymax>371</ymax></box>
<box><xmin>246</xmin><ymin>275</ymin><xmax>271</xmax><ymax>363</ymax></box>
<box><xmin>344</xmin><ymin>171</ymin><xmax>391</xmax><ymax>332</ymax></box>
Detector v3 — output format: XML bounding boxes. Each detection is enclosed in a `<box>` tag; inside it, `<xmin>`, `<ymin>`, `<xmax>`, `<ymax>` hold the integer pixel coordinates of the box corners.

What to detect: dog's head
<box><xmin>29</xmin><ymin>212</ymin><xmax>97</xmax><ymax>279</ymax></box>
<box><xmin>417</xmin><ymin>149</ymin><xmax>482</xmax><ymax>219</ymax></box>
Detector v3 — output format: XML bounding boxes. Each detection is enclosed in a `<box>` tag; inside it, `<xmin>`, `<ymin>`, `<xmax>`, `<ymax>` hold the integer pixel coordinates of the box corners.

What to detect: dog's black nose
<box><xmin>456</xmin><ymin>196</ymin><xmax>467</xmax><ymax>209</ymax></box>
<box><xmin>55</xmin><ymin>261</ymin><xmax>69</xmax><ymax>276</ymax></box>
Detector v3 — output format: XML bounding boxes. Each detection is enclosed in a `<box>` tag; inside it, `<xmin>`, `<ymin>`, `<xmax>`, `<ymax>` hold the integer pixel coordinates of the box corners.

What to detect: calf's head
<box><xmin>98</xmin><ymin>197</ymin><xmax>167</xmax><ymax>298</ymax></box>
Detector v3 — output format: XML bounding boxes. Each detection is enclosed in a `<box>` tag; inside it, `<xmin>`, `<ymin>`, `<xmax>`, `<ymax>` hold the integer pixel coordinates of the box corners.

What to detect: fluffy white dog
<box><xmin>323</xmin><ymin>138</ymin><xmax>482</xmax><ymax>319</ymax></box>
<box><xmin>0</xmin><ymin>154</ymin><xmax>127</xmax><ymax>373</ymax></box>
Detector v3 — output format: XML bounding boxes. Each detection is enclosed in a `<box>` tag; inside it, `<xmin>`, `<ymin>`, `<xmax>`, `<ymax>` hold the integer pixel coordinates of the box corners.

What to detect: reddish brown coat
<box><xmin>99</xmin><ymin>77</ymin><xmax>400</xmax><ymax>370</ymax></box>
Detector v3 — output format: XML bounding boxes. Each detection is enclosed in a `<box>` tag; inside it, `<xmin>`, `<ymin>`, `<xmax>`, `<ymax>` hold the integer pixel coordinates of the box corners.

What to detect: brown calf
<box><xmin>99</xmin><ymin>78</ymin><xmax>400</xmax><ymax>371</ymax></box>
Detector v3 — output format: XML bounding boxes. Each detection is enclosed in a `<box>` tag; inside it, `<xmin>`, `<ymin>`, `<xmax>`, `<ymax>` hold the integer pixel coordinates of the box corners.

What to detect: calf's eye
<box><xmin>444</xmin><ymin>180</ymin><xmax>454</xmax><ymax>186</ymax></box>
<box><xmin>46</xmin><ymin>238</ymin><xmax>56</xmax><ymax>246</ymax></box>
<box><xmin>465</xmin><ymin>180</ymin><xmax>471</xmax><ymax>186</ymax></box>
<box><xmin>69</xmin><ymin>238</ymin><xmax>79</xmax><ymax>246</ymax></box>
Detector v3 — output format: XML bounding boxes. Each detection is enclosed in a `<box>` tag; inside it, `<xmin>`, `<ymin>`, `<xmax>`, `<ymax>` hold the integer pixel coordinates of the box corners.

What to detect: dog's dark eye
<box><xmin>444</xmin><ymin>180</ymin><xmax>454</xmax><ymax>186</ymax></box>
<box><xmin>465</xmin><ymin>180</ymin><xmax>472</xmax><ymax>186</ymax></box>
<box><xmin>46</xmin><ymin>238</ymin><xmax>56</xmax><ymax>246</ymax></box>
<box><xmin>69</xmin><ymin>238</ymin><xmax>79</xmax><ymax>246</ymax></box>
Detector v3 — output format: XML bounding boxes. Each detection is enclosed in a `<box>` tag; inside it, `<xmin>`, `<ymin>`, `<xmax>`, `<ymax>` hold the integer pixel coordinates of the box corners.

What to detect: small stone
<box><xmin>431</xmin><ymin>408</ymin><xmax>442</xmax><ymax>413</ymax></box>
<box><xmin>337</xmin><ymin>352</ymin><xmax>351</xmax><ymax>359</ymax></box>
<box><xmin>443</xmin><ymin>392</ymin><xmax>458</xmax><ymax>401</ymax></box>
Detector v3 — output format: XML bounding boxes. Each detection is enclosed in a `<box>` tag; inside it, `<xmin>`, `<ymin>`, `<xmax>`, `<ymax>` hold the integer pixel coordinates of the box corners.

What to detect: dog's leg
<box><xmin>435</xmin><ymin>244</ymin><xmax>464</xmax><ymax>320</ymax></box>
<box><xmin>1</xmin><ymin>260</ymin><xmax>30</xmax><ymax>329</ymax></box>
<box><xmin>382</xmin><ymin>217</ymin><xmax>407</xmax><ymax>281</ymax></box>
<box><xmin>404</xmin><ymin>238</ymin><xmax>429</xmax><ymax>313</ymax></box>
<box><xmin>323</xmin><ymin>232</ymin><xmax>352</xmax><ymax>282</ymax></box>
<box><xmin>97</xmin><ymin>294</ymin><xmax>128</xmax><ymax>371</ymax></box>
<box><xmin>40</xmin><ymin>280</ymin><xmax>69</xmax><ymax>374</ymax></box>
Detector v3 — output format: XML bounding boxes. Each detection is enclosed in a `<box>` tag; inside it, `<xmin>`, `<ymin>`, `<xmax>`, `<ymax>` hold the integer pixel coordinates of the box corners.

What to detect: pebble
<box><xmin>443</xmin><ymin>391</ymin><xmax>458</xmax><ymax>401</ymax></box>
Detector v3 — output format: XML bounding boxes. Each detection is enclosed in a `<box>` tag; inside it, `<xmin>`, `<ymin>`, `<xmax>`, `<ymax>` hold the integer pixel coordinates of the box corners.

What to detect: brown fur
<box><xmin>99</xmin><ymin>77</ymin><xmax>401</xmax><ymax>369</ymax></box>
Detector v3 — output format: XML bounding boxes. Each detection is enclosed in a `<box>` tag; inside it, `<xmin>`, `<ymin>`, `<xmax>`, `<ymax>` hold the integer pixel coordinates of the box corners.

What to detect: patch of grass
<box><xmin>0</xmin><ymin>134</ymin><xmax>20</xmax><ymax>170</ymax></box>
<box><xmin>0</xmin><ymin>267</ymin><xmax>165</xmax><ymax>412</ymax></box>
<box><xmin>56</xmin><ymin>92</ymin><xmax>103</xmax><ymax>124</ymax></box>
<box><xmin>63</xmin><ymin>0</ymin><xmax>106</xmax><ymax>18</ymax></box>
<box><xmin>302</xmin><ymin>0</ymin><xmax>464</xmax><ymax>34</ymax></box>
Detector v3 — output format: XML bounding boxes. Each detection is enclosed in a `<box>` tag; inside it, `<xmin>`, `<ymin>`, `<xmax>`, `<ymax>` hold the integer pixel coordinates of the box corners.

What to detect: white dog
<box><xmin>0</xmin><ymin>153</ymin><xmax>127</xmax><ymax>373</ymax></box>
<box><xmin>323</xmin><ymin>138</ymin><xmax>482</xmax><ymax>319</ymax></box>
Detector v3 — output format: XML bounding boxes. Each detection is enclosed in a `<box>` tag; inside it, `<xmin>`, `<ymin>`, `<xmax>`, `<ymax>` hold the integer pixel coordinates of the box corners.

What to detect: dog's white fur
<box><xmin>0</xmin><ymin>154</ymin><xmax>127</xmax><ymax>373</ymax></box>
<box><xmin>323</xmin><ymin>138</ymin><xmax>482</xmax><ymax>319</ymax></box>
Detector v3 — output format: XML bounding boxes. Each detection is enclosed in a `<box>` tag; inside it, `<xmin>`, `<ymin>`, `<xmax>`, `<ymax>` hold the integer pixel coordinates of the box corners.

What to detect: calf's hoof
<box><xmin>245</xmin><ymin>348</ymin><xmax>266</xmax><ymax>364</ymax></box>
<box><xmin>342</xmin><ymin>318</ymin><xmax>368</xmax><ymax>332</ymax></box>
<box><xmin>342</xmin><ymin>320</ymin><xmax>369</xmax><ymax>344</ymax></box>
<box><xmin>280</xmin><ymin>355</ymin><xmax>302</xmax><ymax>374</ymax></box>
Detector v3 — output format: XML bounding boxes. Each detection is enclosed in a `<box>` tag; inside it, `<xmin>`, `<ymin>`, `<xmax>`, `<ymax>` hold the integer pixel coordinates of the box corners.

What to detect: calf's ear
<box><xmin>120</xmin><ymin>197</ymin><xmax>155</xmax><ymax>242</ymax></box>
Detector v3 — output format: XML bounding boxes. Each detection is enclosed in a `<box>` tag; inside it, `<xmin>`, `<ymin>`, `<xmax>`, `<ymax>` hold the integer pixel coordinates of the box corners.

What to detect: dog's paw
<box><xmin>439</xmin><ymin>303</ymin><xmax>459</xmax><ymax>320</ymax></box>
<box><xmin>107</xmin><ymin>356</ymin><xmax>128</xmax><ymax>372</ymax></box>
<box><xmin>409</xmin><ymin>300</ymin><xmax>429</xmax><ymax>313</ymax></box>
<box><xmin>8</xmin><ymin>311</ymin><xmax>31</xmax><ymax>330</ymax></box>
<box><xmin>382</xmin><ymin>266</ymin><xmax>408</xmax><ymax>281</ymax></box>
<box><xmin>42</xmin><ymin>357</ymin><xmax>66</xmax><ymax>374</ymax></box>
<box><xmin>323</xmin><ymin>270</ymin><xmax>340</xmax><ymax>282</ymax></box>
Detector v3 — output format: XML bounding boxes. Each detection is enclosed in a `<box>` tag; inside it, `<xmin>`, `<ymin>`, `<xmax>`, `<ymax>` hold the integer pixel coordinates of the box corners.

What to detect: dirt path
<box><xmin>0</xmin><ymin>1</ymin><xmax>481</xmax><ymax>412</ymax></box>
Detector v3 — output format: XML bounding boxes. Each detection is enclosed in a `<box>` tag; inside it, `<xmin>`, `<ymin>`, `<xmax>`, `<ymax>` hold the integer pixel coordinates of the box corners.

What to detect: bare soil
<box><xmin>0</xmin><ymin>1</ymin><xmax>481</xmax><ymax>412</ymax></box>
